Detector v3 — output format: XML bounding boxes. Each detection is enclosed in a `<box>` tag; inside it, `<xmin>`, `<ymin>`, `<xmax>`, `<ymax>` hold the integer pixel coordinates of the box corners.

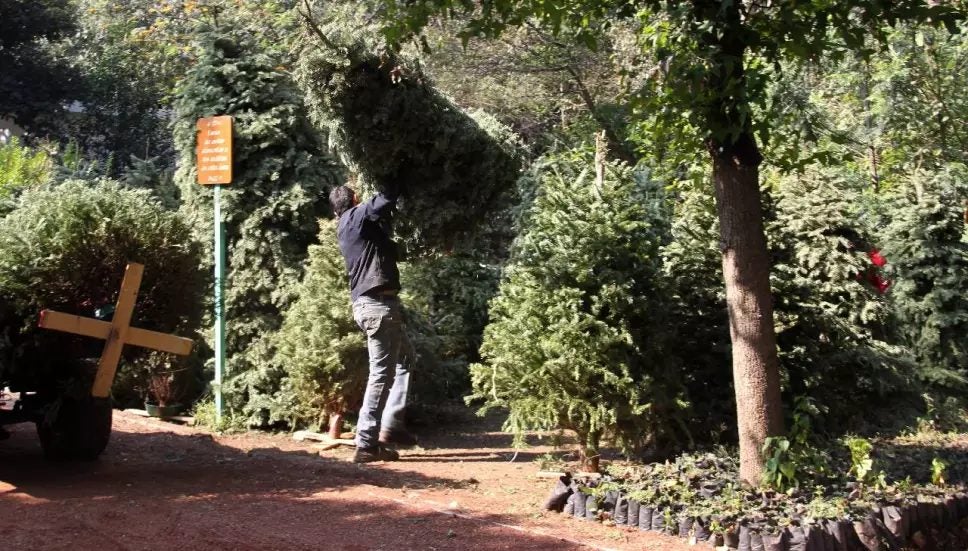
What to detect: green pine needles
<box><xmin>769</xmin><ymin>168</ymin><xmax>913</xmax><ymax>421</ymax></box>
<box><xmin>173</xmin><ymin>17</ymin><xmax>342</xmax><ymax>425</ymax></box>
<box><xmin>0</xmin><ymin>137</ymin><xmax>52</xmax><ymax>202</ymax></box>
<box><xmin>0</xmin><ymin>179</ymin><xmax>205</xmax><ymax>393</ymax></box>
<box><xmin>293</xmin><ymin>5</ymin><xmax>522</xmax><ymax>256</ymax></box>
<box><xmin>272</xmin><ymin>220</ymin><xmax>367</xmax><ymax>430</ymax></box>
<box><xmin>469</xmin><ymin>149</ymin><xmax>686</xmax><ymax>468</ymax></box>
<box><xmin>659</xmin><ymin>185</ymin><xmax>733</xmax><ymax>442</ymax></box>
<box><xmin>883</xmin><ymin>165</ymin><xmax>968</xmax><ymax>389</ymax></box>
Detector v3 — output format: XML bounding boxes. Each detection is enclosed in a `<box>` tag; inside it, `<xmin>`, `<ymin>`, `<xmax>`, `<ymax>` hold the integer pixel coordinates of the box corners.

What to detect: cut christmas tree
<box><xmin>293</xmin><ymin>4</ymin><xmax>522</xmax><ymax>256</ymax></box>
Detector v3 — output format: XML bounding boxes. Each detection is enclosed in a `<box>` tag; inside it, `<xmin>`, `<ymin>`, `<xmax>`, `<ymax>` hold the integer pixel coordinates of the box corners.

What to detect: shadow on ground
<box><xmin>875</xmin><ymin>435</ymin><xmax>968</xmax><ymax>485</ymax></box>
<box><xmin>0</xmin><ymin>420</ymin><xmax>585</xmax><ymax>550</ymax></box>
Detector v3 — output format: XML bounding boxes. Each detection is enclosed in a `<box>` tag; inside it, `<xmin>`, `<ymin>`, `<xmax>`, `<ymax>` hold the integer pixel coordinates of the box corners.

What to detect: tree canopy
<box><xmin>375</xmin><ymin>0</ymin><xmax>966</xmax><ymax>483</ymax></box>
<box><xmin>0</xmin><ymin>0</ymin><xmax>79</xmax><ymax>132</ymax></box>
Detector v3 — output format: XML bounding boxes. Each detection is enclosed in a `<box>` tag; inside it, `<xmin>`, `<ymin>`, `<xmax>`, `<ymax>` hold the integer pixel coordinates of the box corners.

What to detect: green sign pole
<box><xmin>197</xmin><ymin>114</ymin><xmax>232</xmax><ymax>425</ymax></box>
<box><xmin>213</xmin><ymin>184</ymin><xmax>225</xmax><ymax>424</ymax></box>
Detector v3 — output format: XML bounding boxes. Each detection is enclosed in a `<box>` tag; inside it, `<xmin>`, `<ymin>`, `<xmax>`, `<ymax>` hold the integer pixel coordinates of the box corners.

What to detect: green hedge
<box><xmin>0</xmin><ymin>179</ymin><xmax>206</xmax><ymax>398</ymax></box>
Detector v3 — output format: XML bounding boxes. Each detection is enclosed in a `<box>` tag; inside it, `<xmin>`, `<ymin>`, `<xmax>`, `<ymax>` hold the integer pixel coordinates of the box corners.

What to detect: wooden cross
<box><xmin>37</xmin><ymin>262</ymin><xmax>194</xmax><ymax>398</ymax></box>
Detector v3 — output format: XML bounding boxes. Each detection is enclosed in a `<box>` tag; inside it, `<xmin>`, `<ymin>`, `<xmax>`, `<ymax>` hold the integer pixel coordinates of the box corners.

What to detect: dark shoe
<box><xmin>352</xmin><ymin>445</ymin><xmax>400</xmax><ymax>463</ymax></box>
<box><xmin>379</xmin><ymin>429</ymin><xmax>418</xmax><ymax>447</ymax></box>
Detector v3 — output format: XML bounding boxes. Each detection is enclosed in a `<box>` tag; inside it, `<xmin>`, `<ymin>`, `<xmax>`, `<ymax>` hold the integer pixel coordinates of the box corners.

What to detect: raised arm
<box><xmin>362</xmin><ymin>190</ymin><xmax>398</xmax><ymax>221</ymax></box>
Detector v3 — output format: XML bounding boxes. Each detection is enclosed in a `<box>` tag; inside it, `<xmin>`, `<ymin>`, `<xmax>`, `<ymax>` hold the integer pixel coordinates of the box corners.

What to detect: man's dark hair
<box><xmin>329</xmin><ymin>185</ymin><xmax>355</xmax><ymax>218</ymax></box>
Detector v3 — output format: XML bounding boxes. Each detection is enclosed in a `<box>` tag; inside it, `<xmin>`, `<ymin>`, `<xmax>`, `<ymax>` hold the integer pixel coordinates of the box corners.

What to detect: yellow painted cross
<box><xmin>37</xmin><ymin>262</ymin><xmax>194</xmax><ymax>398</ymax></box>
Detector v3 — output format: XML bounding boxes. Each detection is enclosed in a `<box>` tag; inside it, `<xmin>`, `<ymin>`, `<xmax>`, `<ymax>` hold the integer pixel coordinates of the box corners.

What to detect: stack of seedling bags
<box><xmin>542</xmin><ymin>453</ymin><xmax>968</xmax><ymax>550</ymax></box>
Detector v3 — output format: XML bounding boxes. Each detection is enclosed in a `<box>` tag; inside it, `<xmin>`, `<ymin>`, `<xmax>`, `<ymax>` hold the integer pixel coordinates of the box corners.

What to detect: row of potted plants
<box><xmin>543</xmin><ymin>451</ymin><xmax>968</xmax><ymax>550</ymax></box>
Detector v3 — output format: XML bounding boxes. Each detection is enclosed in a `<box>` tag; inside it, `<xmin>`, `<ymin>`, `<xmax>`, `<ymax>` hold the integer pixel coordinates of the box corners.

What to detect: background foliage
<box><xmin>0</xmin><ymin>138</ymin><xmax>52</xmax><ymax>205</ymax></box>
<box><xmin>0</xmin><ymin>179</ymin><xmax>205</xmax><ymax>402</ymax></box>
<box><xmin>882</xmin><ymin>165</ymin><xmax>968</xmax><ymax>391</ymax></box>
<box><xmin>173</xmin><ymin>13</ymin><xmax>341</xmax><ymax>426</ymax></box>
<box><xmin>470</xmin><ymin>149</ymin><xmax>686</xmax><ymax>463</ymax></box>
<box><xmin>0</xmin><ymin>1</ymin><xmax>965</xmax><ymax>473</ymax></box>
<box><xmin>271</xmin><ymin>220</ymin><xmax>367</xmax><ymax>430</ymax></box>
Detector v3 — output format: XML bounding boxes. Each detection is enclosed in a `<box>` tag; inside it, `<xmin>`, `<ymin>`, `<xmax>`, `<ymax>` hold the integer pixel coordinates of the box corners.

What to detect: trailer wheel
<box><xmin>37</xmin><ymin>395</ymin><xmax>112</xmax><ymax>461</ymax></box>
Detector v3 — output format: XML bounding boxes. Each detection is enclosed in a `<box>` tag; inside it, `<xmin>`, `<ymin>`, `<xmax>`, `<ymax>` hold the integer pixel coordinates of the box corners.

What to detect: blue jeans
<box><xmin>352</xmin><ymin>294</ymin><xmax>412</xmax><ymax>449</ymax></box>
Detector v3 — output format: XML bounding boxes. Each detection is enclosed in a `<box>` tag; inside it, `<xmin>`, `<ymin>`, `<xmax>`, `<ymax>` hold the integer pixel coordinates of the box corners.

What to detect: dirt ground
<box><xmin>0</xmin><ymin>410</ymin><xmax>693</xmax><ymax>551</ymax></box>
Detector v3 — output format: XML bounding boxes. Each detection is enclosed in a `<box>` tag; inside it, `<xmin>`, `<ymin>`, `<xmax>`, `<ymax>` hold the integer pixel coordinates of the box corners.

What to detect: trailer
<box><xmin>0</xmin><ymin>263</ymin><xmax>193</xmax><ymax>459</ymax></box>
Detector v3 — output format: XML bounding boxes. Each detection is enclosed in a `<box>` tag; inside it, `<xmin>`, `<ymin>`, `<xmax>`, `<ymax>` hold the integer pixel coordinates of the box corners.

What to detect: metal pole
<box><xmin>213</xmin><ymin>184</ymin><xmax>225</xmax><ymax>424</ymax></box>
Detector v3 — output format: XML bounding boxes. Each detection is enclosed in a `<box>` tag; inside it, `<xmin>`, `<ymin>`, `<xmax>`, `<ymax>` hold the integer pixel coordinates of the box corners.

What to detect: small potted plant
<box><xmin>142</xmin><ymin>353</ymin><xmax>185</xmax><ymax>418</ymax></box>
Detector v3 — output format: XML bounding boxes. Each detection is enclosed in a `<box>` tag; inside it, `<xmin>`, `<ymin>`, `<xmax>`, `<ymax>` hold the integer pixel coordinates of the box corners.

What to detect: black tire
<box><xmin>36</xmin><ymin>395</ymin><xmax>112</xmax><ymax>461</ymax></box>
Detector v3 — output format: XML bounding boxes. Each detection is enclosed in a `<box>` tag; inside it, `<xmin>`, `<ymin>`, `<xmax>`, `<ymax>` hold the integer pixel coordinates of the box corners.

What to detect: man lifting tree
<box><xmin>329</xmin><ymin>180</ymin><xmax>417</xmax><ymax>463</ymax></box>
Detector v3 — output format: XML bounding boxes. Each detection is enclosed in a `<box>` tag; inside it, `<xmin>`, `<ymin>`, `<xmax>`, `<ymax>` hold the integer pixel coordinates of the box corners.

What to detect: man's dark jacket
<box><xmin>336</xmin><ymin>193</ymin><xmax>401</xmax><ymax>302</ymax></box>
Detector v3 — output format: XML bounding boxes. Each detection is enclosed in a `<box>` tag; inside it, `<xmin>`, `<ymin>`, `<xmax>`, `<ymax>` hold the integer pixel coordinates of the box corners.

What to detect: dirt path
<box><xmin>0</xmin><ymin>411</ymin><xmax>691</xmax><ymax>551</ymax></box>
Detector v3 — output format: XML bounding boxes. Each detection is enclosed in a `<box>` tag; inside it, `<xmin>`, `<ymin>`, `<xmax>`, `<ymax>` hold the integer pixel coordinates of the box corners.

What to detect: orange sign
<box><xmin>196</xmin><ymin>116</ymin><xmax>233</xmax><ymax>185</ymax></box>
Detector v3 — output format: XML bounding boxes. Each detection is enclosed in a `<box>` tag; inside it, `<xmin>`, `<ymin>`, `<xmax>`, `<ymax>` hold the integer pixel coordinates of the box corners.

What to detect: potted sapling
<box><xmin>143</xmin><ymin>353</ymin><xmax>185</xmax><ymax>418</ymax></box>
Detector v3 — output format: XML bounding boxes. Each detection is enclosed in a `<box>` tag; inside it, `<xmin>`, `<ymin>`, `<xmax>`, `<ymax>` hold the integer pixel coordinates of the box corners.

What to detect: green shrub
<box><xmin>882</xmin><ymin>165</ymin><xmax>968</xmax><ymax>389</ymax></box>
<box><xmin>0</xmin><ymin>179</ymin><xmax>205</xmax><ymax>400</ymax></box>
<box><xmin>659</xmin><ymin>185</ymin><xmax>734</xmax><ymax>442</ymax></box>
<box><xmin>918</xmin><ymin>393</ymin><xmax>968</xmax><ymax>433</ymax></box>
<box><xmin>761</xmin><ymin>397</ymin><xmax>831</xmax><ymax>492</ymax></box>
<box><xmin>401</xmin><ymin>252</ymin><xmax>500</xmax><ymax>376</ymax></box>
<box><xmin>769</xmin><ymin>168</ymin><xmax>915</xmax><ymax>425</ymax></box>
<box><xmin>402</xmin><ymin>301</ymin><xmax>465</xmax><ymax>412</ymax></box>
<box><xmin>0</xmin><ymin>137</ymin><xmax>52</xmax><ymax>206</ymax></box>
<box><xmin>190</xmin><ymin>397</ymin><xmax>248</xmax><ymax>433</ymax></box>
<box><xmin>271</xmin><ymin>220</ymin><xmax>367</xmax><ymax>430</ymax></box>
<box><xmin>272</xmin><ymin>219</ymin><xmax>465</xmax><ymax>429</ymax></box>
<box><xmin>470</xmin><ymin>149</ymin><xmax>687</xmax><ymax>467</ymax></box>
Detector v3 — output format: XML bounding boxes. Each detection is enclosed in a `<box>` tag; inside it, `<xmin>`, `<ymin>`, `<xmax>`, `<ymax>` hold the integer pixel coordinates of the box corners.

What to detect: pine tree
<box><xmin>0</xmin><ymin>179</ymin><xmax>205</xmax><ymax>394</ymax></box>
<box><xmin>769</xmin><ymin>167</ymin><xmax>914</xmax><ymax>425</ymax></box>
<box><xmin>293</xmin><ymin>5</ymin><xmax>522</xmax><ymax>256</ymax></box>
<box><xmin>470</xmin><ymin>149</ymin><xmax>686</xmax><ymax>469</ymax></box>
<box><xmin>660</xmin><ymin>185</ymin><xmax>734</xmax><ymax>441</ymax></box>
<box><xmin>173</xmin><ymin>14</ymin><xmax>342</xmax><ymax>425</ymax></box>
<box><xmin>272</xmin><ymin>220</ymin><xmax>367</xmax><ymax>431</ymax></box>
<box><xmin>660</xmin><ymin>168</ymin><xmax>921</xmax><ymax>433</ymax></box>
<box><xmin>401</xmin><ymin>253</ymin><xmax>498</xmax><ymax>370</ymax></box>
<box><xmin>882</xmin><ymin>165</ymin><xmax>968</xmax><ymax>388</ymax></box>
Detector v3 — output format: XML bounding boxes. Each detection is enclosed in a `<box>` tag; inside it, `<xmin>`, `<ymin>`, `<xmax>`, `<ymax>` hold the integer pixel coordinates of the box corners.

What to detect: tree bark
<box><xmin>694</xmin><ymin>0</ymin><xmax>785</xmax><ymax>487</ymax></box>
<box><xmin>710</xmin><ymin>132</ymin><xmax>785</xmax><ymax>486</ymax></box>
<box><xmin>578</xmin><ymin>430</ymin><xmax>601</xmax><ymax>473</ymax></box>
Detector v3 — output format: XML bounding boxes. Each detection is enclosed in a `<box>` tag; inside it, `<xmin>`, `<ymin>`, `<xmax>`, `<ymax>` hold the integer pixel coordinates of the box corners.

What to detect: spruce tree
<box><xmin>882</xmin><ymin>165</ymin><xmax>968</xmax><ymax>388</ymax></box>
<box><xmin>272</xmin><ymin>220</ymin><xmax>367</xmax><ymax>431</ymax></box>
<box><xmin>273</xmin><ymin>219</ymin><xmax>462</xmax><ymax>432</ymax></box>
<box><xmin>293</xmin><ymin>5</ymin><xmax>522</xmax><ymax>256</ymax></box>
<box><xmin>769</xmin><ymin>168</ymin><xmax>913</xmax><ymax>424</ymax></box>
<box><xmin>660</xmin><ymin>186</ymin><xmax>734</xmax><ymax>441</ymax></box>
<box><xmin>173</xmin><ymin>14</ymin><xmax>342</xmax><ymax>425</ymax></box>
<box><xmin>470</xmin><ymin>149</ymin><xmax>685</xmax><ymax>469</ymax></box>
<box><xmin>402</xmin><ymin>254</ymin><xmax>498</xmax><ymax>371</ymax></box>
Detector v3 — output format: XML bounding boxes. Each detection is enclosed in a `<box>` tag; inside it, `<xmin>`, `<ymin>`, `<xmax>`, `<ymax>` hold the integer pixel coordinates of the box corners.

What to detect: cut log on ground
<box><xmin>293</xmin><ymin>430</ymin><xmax>356</xmax><ymax>448</ymax></box>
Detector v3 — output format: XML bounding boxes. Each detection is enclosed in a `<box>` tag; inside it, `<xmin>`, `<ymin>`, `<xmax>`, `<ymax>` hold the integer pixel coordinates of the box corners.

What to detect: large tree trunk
<box><xmin>694</xmin><ymin>0</ymin><xmax>786</xmax><ymax>487</ymax></box>
<box><xmin>710</xmin><ymin>133</ymin><xmax>785</xmax><ymax>486</ymax></box>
